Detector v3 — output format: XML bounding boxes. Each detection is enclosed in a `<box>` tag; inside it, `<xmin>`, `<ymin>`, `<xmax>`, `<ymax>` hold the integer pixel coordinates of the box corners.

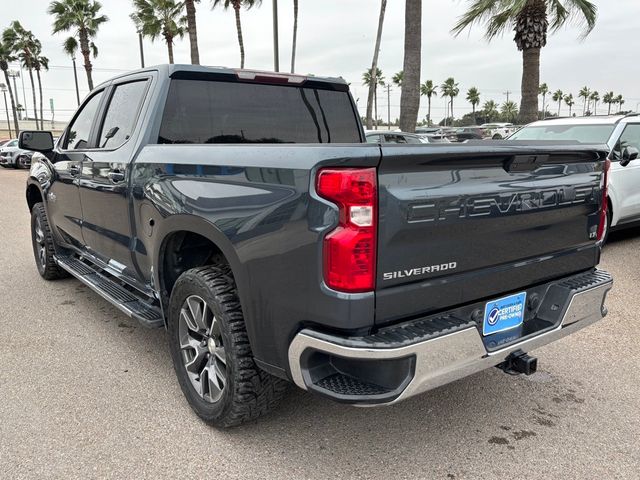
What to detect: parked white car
<box><xmin>482</xmin><ymin>123</ymin><xmax>517</xmax><ymax>139</ymax></box>
<box><xmin>508</xmin><ymin>114</ymin><xmax>640</xmax><ymax>242</ymax></box>
<box><xmin>0</xmin><ymin>138</ymin><xmax>33</xmax><ymax>169</ymax></box>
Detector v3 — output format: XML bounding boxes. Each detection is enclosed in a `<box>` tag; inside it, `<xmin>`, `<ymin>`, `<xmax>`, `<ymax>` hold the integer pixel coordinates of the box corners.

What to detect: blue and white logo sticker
<box><xmin>483</xmin><ymin>292</ymin><xmax>527</xmax><ymax>336</ymax></box>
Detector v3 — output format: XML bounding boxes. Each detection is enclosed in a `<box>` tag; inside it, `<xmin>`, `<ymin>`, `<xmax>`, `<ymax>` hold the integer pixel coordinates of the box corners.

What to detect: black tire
<box><xmin>31</xmin><ymin>203</ymin><xmax>69</xmax><ymax>280</ymax></box>
<box><xmin>492</xmin><ymin>134</ymin><xmax>503</xmax><ymax>140</ymax></box>
<box><xmin>15</xmin><ymin>155</ymin><xmax>29</xmax><ymax>169</ymax></box>
<box><xmin>168</xmin><ymin>265</ymin><xmax>288</xmax><ymax>428</ymax></box>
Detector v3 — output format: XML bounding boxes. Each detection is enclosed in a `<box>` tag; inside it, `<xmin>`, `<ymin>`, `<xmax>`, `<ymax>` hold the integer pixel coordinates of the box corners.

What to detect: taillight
<box><xmin>316</xmin><ymin>168</ymin><xmax>377</xmax><ymax>293</ymax></box>
<box><xmin>597</xmin><ymin>158</ymin><xmax>611</xmax><ymax>242</ymax></box>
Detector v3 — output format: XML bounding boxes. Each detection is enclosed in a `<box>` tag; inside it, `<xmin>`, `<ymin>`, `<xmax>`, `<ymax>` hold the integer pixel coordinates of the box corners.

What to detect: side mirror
<box><xmin>19</xmin><ymin>131</ymin><xmax>54</xmax><ymax>153</ymax></box>
<box><xmin>620</xmin><ymin>146</ymin><xmax>640</xmax><ymax>167</ymax></box>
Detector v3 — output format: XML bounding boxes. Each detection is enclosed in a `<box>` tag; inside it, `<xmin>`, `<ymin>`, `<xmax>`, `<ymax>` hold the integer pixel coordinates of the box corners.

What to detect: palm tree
<box><xmin>539</xmin><ymin>83</ymin><xmax>549</xmax><ymax>118</ymax></box>
<box><xmin>603</xmin><ymin>92</ymin><xmax>615</xmax><ymax>115</ymax></box>
<box><xmin>564</xmin><ymin>93</ymin><xmax>575</xmax><ymax>116</ymax></box>
<box><xmin>589</xmin><ymin>91</ymin><xmax>599</xmax><ymax>115</ymax></box>
<box><xmin>440</xmin><ymin>77</ymin><xmax>460</xmax><ymax>120</ymax></box>
<box><xmin>420</xmin><ymin>80</ymin><xmax>437</xmax><ymax>126</ymax></box>
<box><xmin>552</xmin><ymin>89</ymin><xmax>564</xmax><ymax>116</ymax></box>
<box><xmin>0</xmin><ymin>41</ymin><xmax>19</xmax><ymax>135</ymax></box>
<box><xmin>365</xmin><ymin>0</ymin><xmax>387</xmax><ymax>130</ymax></box>
<box><xmin>483</xmin><ymin>100</ymin><xmax>498</xmax><ymax>122</ymax></box>
<box><xmin>131</xmin><ymin>0</ymin><xmax>187</xmax><ymax>64</ymax></box>
<box><xmin>290</xmin><ymin>0</ymin><xmax>299</xmax><ymax>73</ymax></box>
<box><xmin>579</xmin><ymin>86</ymin><xmax>591</xmax><ymax>115</ymax></box>
<box><xmin>48</xmin><ymin>0</ymin><xmax>108</xmax><ymax>91</ymax></box>
<box><xmin>184</xmin><ymin>0</ymin><xmax>200</xmax><ymax>64</ymax></box>
<box><xmin>501</xmin><ymin>100</ymin><xmax>518</xmax><ymax>122</ymax></box>
<box><xmin>363</xmin><ymin>68</ymin><xmax>385</xmax><ymax>129</ymax></box>
<box><xmin>392</xmin><ymin>70</ymin><xmax>404</xmax><ymax>87</ymax></box>
<box><xmin>33</xmin><ymin>42</ymin><xmax>49</xmax><ymax>130</ymax></box>
<box><xmin>63</xmin><ymin>37</ymin><xmax>81</xmax><ymax>105</ymax></box>
<box><xmin>453</xmin><ymin>0</ymin><xmax>597</xmax><ymax>124</ymax></box>
<box><xmin>212</xmin><ymin>0</ymin><xmax>262</xmax><ymax>69</ymax></box>
<box><xmin>399</xmin><ymin>0</ymin><xmax>421</xmax><ymax>132</ymax></box>
<box><xmin>466</xmin><ymin>87</ymin><xmax>480</xmax><ymax>123</ymax></box>
<box><xmin>3</xmin><ymin>22</ymin><xmax>39</xmax><ymax>129</ymax></box>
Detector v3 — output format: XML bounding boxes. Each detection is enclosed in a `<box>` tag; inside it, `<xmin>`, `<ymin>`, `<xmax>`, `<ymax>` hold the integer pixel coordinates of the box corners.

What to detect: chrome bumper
<box><xmin>288</xmin><ymin>270</ymin><xmax>613</xmax><ymax>406</ymax></box>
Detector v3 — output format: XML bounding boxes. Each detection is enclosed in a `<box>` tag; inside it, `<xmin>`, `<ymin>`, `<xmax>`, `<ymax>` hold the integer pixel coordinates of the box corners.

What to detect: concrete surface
<box><xmin>0</xmin><ymin>168</ymin><xmax>638</xmax><ymax>479</ymax></box>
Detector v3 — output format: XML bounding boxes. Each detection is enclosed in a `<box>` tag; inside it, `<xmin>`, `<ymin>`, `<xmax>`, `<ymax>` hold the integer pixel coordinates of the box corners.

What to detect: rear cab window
<box><xmin>158</xmin><ymin>77</ymin><xmax>362</xmax><ymax>144</ymax></box>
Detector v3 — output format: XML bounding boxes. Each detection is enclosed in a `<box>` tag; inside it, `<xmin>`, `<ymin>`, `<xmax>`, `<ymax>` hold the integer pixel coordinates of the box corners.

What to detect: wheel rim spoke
<box><xmin>178</xmin><ymin>295</ymin><xmax>227</xmax><ymax>403</ymax></box>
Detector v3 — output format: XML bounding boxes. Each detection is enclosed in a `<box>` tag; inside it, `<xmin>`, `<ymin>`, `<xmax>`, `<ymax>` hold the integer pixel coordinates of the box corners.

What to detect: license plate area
<box><xmin>483</xmin><ymin>292</ymin><xmax>527</xmax><ymax>336</ymax></box>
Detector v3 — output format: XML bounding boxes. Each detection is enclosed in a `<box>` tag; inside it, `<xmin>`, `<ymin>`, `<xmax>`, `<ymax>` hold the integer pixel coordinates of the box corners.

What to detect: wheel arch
<box><xmin>26</xmin><ymin>179</ymin><xmax>44</xmax><ymax>213</ymax></box>
<box><xmin>153</xmin><ymin>215</ymin><xmax>250</xmax><ymax>322</ymax></box>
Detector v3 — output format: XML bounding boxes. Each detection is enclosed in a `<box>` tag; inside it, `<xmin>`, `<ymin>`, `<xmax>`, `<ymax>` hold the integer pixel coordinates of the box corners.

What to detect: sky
<box><xmin>2</xmin><ymin>0</ymin><xmax>639</xmax><ymax>124</ymax></box>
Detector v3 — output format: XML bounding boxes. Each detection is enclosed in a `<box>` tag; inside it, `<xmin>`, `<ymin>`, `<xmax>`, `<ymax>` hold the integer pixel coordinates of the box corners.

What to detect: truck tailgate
<box><xmin>375</xmin><ymin>144</ymin><xmax>607</xmax><ymax>325</ymax></box>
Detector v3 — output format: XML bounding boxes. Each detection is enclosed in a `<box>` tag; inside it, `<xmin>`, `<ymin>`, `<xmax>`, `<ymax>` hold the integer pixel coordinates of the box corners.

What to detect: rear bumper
<box><xmin>288</xmin><ymin>269</ymin><xmax>613</xmax><ymax>405</ymax></box>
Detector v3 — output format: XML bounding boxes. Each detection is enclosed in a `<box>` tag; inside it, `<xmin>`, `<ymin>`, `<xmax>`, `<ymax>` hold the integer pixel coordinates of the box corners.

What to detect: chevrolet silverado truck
<box><xmin>21</xmin><ymin>65</ymin><xmax>613</xmax><ymax>428</ymax></box>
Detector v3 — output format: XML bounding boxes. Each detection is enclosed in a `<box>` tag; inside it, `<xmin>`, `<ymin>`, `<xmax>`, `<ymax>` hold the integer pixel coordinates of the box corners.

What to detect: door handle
<box><xmin>69</xmin><ymin>164</ymin><xmax>81</xmax><ymax>176</ymax></box>
<box><xmin>108</xmin><ymin>170</ymin><xmax>125</xmax><ymax>183</ymax></box>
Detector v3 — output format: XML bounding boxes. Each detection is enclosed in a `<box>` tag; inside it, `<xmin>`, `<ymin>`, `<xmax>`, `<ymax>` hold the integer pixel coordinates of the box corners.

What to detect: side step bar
<box><xmin>55</xmin><ymin>255</ymin><xmax>164</xmax><ymax>328</ymax></box>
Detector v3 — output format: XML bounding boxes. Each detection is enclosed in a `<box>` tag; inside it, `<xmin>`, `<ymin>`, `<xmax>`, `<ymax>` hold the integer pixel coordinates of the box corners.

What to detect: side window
<box><xmin>613</xmin><ymin>124</ymin><xmax>640</xmax><ymax>161</ymax></box>
<box><xmin>98</xmin><ymin>80</ymin><xmax>148</xmax><ymax>149</ymax></box>
<box><xmin>384</xmin><ymin>134</ymin><xmax>399</xmax><ymax>143</ymax></box>
<box><xmin>366</xmin><ymin>135</ymin><xmax>380</xmax><ymax>144</ymax></box>
<box><xmin>64</xmin><ymin>91</ymin><xmax>104</xmax><ymax>150</ymax></box>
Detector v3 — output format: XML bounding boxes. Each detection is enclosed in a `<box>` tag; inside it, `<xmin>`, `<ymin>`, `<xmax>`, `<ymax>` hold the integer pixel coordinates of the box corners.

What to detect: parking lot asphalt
<box><xmin>0</xmin><ymin>168</ymin><xmax>638</xmax><ymax>479</ymax></box>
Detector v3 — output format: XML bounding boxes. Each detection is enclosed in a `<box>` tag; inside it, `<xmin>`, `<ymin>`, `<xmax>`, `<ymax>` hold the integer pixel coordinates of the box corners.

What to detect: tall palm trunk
<box><xmin>2</xmin><ymin>69</ymin><xmax>19</xmax><ymax>135</ymax></box>
<box><xmin>365</xmin><ymin>0</ymin><xmax>386</xmax><ymax>130</ymax></box>
<box><xmin>399</xmin><ymin>0</ymin><xmax>421</xmax><ymax>132</ymax></box>
<box><xmin>541</xmin><ymin>93</ymin><xmax>546</xmax><ymax>118</ymax></box>
<box><xmin>27</xmin><ymin>68</ymin><xmax>39</xmax><ymax>130</ymax></box>
<box><xmin>520</xmin><ymin>47</ymin><xmax>540</xmax><ymax>123</ymax></box>
<box><xmin>36</xmin><ymin>67</ymin><xmax>44</xmax><ymax>130</ymax></box>
<box><xmin>607</xmin><ymin>102</ymin><xmax>611</xmax><ymax>115</ymax></box>
<box><xmin>427</xmin><ymin>95</ymin><xmax>431</xmax><ymax>126</ymax></box>
<box><xmin>233</xmin><ymin>2</ymin><xmax>246</xmax><ymax>68</ymax></box>
<box><xmin>290</xmin><ymin>0</ymin><xmax>298</xmax><ymax>73</ymax></box>
<box><xmin>78</xmin><ymin>29</ymin><xmax>94</xmax><ymax>90</ymax></box>
<box><xmin>450</xmin><ymin>96</ymin><xmax>454</xmax><ymax>120</ymax></box>
<box><xmin>166</xmin><ymin>35</ymin><xmax>175</xmax><ymax>64</ymax></box>
<box><xmin>185</xmin><ymin>0</ymin><xmax>200</xmax><ymax>64</ymax></box>
<box><xmin>374</xmin><ymin>84</ymin><xmax>378</xmax><ymax>129</ymax></box>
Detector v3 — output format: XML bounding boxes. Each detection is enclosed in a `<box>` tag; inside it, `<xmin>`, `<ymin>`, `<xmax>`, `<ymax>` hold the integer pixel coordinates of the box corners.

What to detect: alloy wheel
<box><xmin>178</xmin><ymin>295</ymin><xmax>227</xmax><ymax>403</ymax></box>
<box><xmin>34</xmin><ymin>216</ymin><xmax>47</xmax><ymax>269</ymax></box>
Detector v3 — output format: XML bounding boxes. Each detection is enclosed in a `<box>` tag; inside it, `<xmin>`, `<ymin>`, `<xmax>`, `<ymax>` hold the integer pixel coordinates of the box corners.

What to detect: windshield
<box><xmin>509</xmin><ymin>124</ymin><xmax>615</xmax><ymax>143</ymax></box>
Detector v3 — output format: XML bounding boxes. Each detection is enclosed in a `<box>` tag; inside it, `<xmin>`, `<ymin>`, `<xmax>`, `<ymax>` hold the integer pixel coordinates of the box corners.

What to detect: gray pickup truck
<box><xmin>21</xmin><ymin>65</ymin><xmax>612</xmax><ymax>428</ymax></box>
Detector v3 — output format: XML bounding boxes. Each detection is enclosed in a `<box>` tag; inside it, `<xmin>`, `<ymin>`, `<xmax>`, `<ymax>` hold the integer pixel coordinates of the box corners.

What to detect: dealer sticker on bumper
<box><xmin>483</xmin><ymin>292</ymin><xmax>527</xmax><ymax>336</ymax></box>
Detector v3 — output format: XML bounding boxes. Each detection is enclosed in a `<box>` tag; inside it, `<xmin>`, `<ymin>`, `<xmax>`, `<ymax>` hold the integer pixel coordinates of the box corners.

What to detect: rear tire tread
<box><xmin>169</xmin><ymin>265</ymin><xmax>288</xmax><ymax>427</ymax></box>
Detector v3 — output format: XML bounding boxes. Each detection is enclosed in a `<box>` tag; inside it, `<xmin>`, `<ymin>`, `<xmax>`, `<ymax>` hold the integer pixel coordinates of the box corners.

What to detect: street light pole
<box><xmin>0</xmin><ymin>84</ymin><xmax>12</xmax><ymax>138</ymax></box>
<box><xmin>272</xmin><ymin>0</ymin><xmax>279</xmax><ymax>72</ymax></box>
<box><xmin>387</xmin><ymin>84</ymin><xmax>391</xmax><ymax>130</ymax></box>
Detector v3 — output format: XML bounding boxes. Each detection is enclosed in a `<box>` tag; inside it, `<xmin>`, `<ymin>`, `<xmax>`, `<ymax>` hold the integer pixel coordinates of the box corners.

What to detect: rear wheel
<box><xmin>492</xmin><ymin>133</ymin><xmax>503</xmax><ymax>140</ymax></box>
<box><xmin>168</xmin><ymin>265</ymin><xmax>287</xmax><ymax>427</ymax></box>
<box><xmin>31</xmin><ymin>203</ymin><xmax>69</xmax><ymax>280</ymax></box>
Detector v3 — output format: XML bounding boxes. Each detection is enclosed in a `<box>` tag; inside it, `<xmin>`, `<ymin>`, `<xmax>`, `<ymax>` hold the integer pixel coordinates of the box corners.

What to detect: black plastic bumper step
<box><xmin>56</xmin><ymin>255</ymin><xmax>164</xmax><ymax>328</ymax></box>
<box><xmin>315</xmin><ymin>373</ymin><xmax>392</xmax><ymax>396</ymax></box>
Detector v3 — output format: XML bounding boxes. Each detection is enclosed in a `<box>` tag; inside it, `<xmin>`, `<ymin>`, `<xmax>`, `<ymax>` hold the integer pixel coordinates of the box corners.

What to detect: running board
<box><xmin>55</xmin><ymin>255</ymin><xmax>164</xmax><ymax>328</ymax></box>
